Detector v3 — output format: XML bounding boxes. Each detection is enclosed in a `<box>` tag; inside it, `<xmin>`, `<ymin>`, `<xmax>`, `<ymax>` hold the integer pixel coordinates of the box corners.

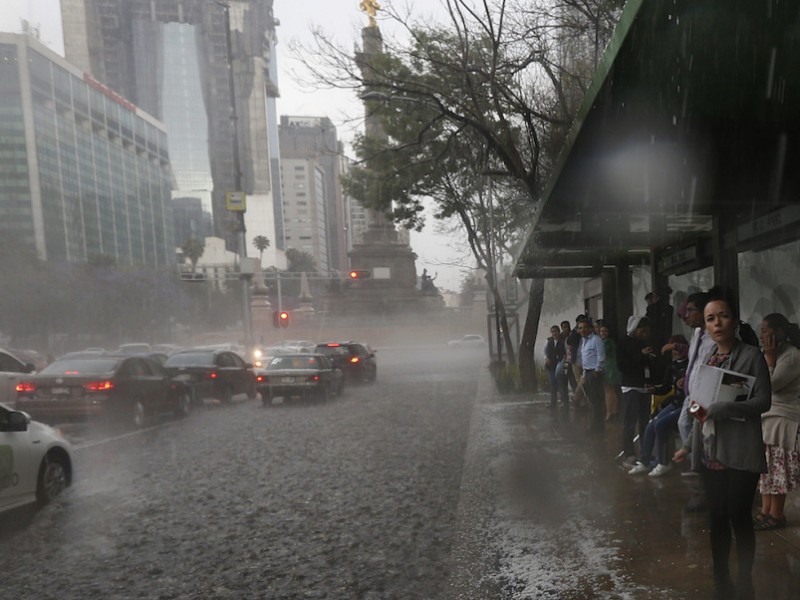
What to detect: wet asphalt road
<box><xmin>0</xmin><ymin>347</ymin><xmax>485</xmax><ymax>600</ymax></box>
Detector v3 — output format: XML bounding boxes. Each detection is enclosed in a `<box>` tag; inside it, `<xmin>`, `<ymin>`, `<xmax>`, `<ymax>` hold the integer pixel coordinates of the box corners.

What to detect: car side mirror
<box><xmin>7</xmin><ymin>411</ymin><xmax>30</xmax><ymax>432</ymax></box>
<box><xmin>25</xmin><ymin>362</ymin><xmax>36</xmax><ymax>373</ymax></box>
<box><xmin>245</xmin><ymin>363</ymin><xmax>254</xmax><ymax>369</ymax></box>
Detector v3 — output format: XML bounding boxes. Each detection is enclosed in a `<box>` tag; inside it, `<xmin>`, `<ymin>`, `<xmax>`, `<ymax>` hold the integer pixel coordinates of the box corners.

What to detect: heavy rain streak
<box><xmin>3</xmin><ymin>1</ymin><xmax>800</xmax><ymax>599</ymax></box>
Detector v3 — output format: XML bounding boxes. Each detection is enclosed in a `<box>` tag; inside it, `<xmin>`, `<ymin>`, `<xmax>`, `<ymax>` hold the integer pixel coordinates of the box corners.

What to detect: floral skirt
<box><xmin>758</xmin><ymin>438</ymin><xmax>800</xmax><ymax>495</ymax></box>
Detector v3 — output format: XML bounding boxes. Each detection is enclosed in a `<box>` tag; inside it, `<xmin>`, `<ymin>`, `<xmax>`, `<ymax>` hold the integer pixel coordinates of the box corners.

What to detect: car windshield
<box><xmin>267</xmin><ymin>356</ymin><xmax>320</xmax><ymax>370</ymax></box>
<box><xmin>39</xmin><ymin>358</ymin><xmax>121</xmax><ymax>376</ymax></box>
<box><xmin>315</xmin><ymin>345</ymin><xmax>349</xmax><ymax>358</ymax></box>
<box><xmin>164</xmin><ymin>352</ymin><xmax>215</xmax><ymax>367</ymax></box>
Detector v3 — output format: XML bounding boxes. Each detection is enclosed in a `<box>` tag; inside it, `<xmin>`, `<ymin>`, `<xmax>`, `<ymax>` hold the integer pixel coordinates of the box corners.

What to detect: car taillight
<box><xmin>84</xmin><ymin>380</ymin><xmax>114</xmax><ymax>392</ymax></box>
<box><xmin>256</xmin><ymin>374</ymin><xmax>267</xmax><ymax>383</ymax></box>
<box><xmin>16</xmin><ymin>382</ymin><xmax>36</xmax><ymax>393</ymax></box>
<box><xmin>310</xmin><ymin>375</ymin><xmax>320</xmax><ymax>382</ymax></box>
<box><xmin>349</xmin><ymin>357</ymin><xmax>360</xmax><ymax>364</ymax></box>
<box><xmin>205</xmin><ymin>371</ymin><xmax>218</xmax><ymax>380</ymax></box>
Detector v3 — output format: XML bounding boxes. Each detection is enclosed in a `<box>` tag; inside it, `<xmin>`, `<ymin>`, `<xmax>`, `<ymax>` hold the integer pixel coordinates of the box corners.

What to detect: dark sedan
<box><xmin>314</xmin><ymin>342</ymin><xmax>377</xmax><ymax>383</ymax></box>
<box><xmin>164</xmin><ymin>349</ymin><xmax>256</xmax><ymax>405</ymax></box>
<box><xmin>256</xmin><ymin>353</ymin><xmax>343</xmax><ymax>406</ymax></box>
<box><xmin>15</xmin><ymin>355</ymin><xmax>192</xmax><ymax>428</ymax></box>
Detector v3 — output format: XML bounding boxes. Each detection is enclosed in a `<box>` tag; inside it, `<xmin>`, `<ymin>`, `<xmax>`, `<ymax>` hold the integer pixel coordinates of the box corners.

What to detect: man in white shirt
<box><xmin>578</xmin><ymin>318</ymin><xmax>606</xmax><ymax>434</ymax></box>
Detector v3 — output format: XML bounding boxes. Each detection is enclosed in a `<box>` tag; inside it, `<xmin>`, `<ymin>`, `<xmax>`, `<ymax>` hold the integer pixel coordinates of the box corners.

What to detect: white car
<box><xmin>0</xmin><ymin>402</ymin><xmax>72</xmax><ymax>512</ymax></box>
<box><xmin>448</xmin><ymin>334</ymin><xmax>486</xmax><ymax>348</ymax></box>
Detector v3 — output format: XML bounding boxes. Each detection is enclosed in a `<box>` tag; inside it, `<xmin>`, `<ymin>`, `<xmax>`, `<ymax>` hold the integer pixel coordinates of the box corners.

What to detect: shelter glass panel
<box><xmin>739</xmin><ymin>242</ymin><xmax>800</xmax><ymax>326</ymax></box>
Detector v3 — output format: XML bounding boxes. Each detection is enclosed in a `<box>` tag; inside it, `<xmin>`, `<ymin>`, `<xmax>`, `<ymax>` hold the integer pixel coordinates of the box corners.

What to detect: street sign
<box><xmin>505</xmin><ymin>275</ymin><xmax>518</xmax><ymax>304</ymax></box>
<box><xmin>225</xmin><ymin>191</ymin><xmax>246</xmax><ymax>211</ymax></box>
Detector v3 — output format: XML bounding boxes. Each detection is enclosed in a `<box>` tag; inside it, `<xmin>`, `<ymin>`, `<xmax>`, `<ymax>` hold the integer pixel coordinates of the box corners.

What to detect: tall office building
<box><xmin>280</xmin><ymin>158</ymin><xmax>329</xmax><ymax>273</ymax></box>
<box><xmin>278</xmin><ymin>116</ymin><xmax>348</xmax><ymax>273</ymax></box>
<box><xmin>172</xmin><ymin>196</ymin><xmax>213</xmax><ymax>246</ymax></box>
<box><xmin>0</xmin><ymin>33</ymin><xmax>174</xmax><ymax>267</ymax></box>
<box><xmin>60</xmin><ymin>0</ymin><xmax>284</xmax><ymax>264</ymax></box>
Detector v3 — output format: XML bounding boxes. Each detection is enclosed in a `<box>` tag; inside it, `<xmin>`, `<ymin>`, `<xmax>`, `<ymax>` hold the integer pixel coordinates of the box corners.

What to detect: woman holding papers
<box><xmin>673</xmin><ymin>291</ymin><xmax>771</xmax><ymax>600</ymax></box>
<box><xmin>755</xmin><ymin>313</ymin><xmax>800</xmax><ymax>531</ymax></box>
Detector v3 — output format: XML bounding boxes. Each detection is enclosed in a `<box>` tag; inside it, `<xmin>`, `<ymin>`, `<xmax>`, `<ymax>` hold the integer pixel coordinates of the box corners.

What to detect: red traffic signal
<box><xmin>348</xmin><ymin>270</ymin><xmax>372</xmax><ymax>279</ymax></box>
<box><xmin>272</xmin><ymin>310</ymin><xmax>290</xmax><ymax>328</ymax></box>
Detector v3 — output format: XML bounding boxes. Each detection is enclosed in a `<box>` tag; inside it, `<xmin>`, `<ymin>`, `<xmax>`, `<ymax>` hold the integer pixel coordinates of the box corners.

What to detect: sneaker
<box><xmin>628</xmin><ymin>461</ymin><xmax>650</xmax><ymax>475</ymax></box>
<box><xmin>648</xmin><ymin>463</ymin><xmax>673</xmax><ymax>477</ymax></box>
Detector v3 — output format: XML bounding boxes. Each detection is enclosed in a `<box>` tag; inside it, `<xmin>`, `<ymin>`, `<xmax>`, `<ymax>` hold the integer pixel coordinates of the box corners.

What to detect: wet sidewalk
<box><xmin>446</xmin><ymin>371</ymin><xmax>800</xmax><ymax>599</ymax></box>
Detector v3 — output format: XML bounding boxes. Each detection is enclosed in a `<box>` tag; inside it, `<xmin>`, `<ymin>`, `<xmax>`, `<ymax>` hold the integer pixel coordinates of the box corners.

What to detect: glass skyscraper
<box><xmin>0</xmin><ymin>33</ymin><xmax>174</xmax><ymax>267</ymax></box>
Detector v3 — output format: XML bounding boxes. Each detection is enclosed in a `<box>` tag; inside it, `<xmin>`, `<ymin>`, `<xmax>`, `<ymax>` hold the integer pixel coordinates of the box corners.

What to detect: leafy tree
<box><xmin>252</xmin><ymin>235</ymin><xmax>271</xmax><ymax>264</ymax></box>
<box><xmin>180</xmin><ymin>238</ymin><xmax>205</xmax><ymax>271</ymax></box>
<box><xmin>285</xmin><ymin>248</ymin><xmax>317</xmax><ymax>273</ymax></box>
<box><xmin>303</xmin><ymin>0</ymin><xmax>621</xmax><ymax>387</ymax></box>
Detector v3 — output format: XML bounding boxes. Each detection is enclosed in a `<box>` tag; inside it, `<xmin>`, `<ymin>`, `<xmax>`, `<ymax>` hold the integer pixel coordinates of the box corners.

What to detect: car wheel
<box><xmin>36</xmin><ymin>453</ymin><xmax>69</xmax><ymax>505</ymax></box>
<box><xmin>133</xmin><ymin>400</ymin><xmax>147</xmax><ymax>428</ymax></box>
<box><xmin>174</xmin><ymin>392</ymin><xmax>191</xmax><ymax>418</ymax></box>
<box><xmin>247</xmin><ymin>380</ymin><xmax>257</xmax><ymax>401</ymax></box>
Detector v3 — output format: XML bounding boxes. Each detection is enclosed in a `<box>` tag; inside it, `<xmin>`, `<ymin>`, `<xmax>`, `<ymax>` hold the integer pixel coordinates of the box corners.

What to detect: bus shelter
<box><xmin>514</xmin><ymin>0</ymin><xmax>800</xmax><ymax>336</ymax></box>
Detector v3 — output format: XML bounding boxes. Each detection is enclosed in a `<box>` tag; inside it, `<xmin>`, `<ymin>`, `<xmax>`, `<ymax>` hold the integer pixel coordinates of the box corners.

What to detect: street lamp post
<box><xmin>218</xmin><ymin>0</ymin><xmax>253</xmax><ymax>350</ymax></box>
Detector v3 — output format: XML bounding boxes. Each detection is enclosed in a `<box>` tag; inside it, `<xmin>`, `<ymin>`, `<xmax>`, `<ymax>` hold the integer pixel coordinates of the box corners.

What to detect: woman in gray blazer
<box><xmin>674</xmin><ymin>291</ymin><xmax>771</xmax><ymax>600</ymax></box>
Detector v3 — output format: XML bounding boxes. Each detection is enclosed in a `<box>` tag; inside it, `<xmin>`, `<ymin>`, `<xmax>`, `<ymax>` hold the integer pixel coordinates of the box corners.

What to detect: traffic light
<box><xmin>348</xmin><ymin>270</ymin><xmax>372</xmax><ymax>279</ymax></box>
<box><xmin>272</xmin><ymin>310</ymin><xmax>290</xmax><ymax>328</ymax></box>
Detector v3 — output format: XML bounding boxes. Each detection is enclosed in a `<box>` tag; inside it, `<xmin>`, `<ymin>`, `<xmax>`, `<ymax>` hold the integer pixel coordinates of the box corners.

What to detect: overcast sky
<box><xmin>1</xmin><ymin>0</ymin><xmax>473</xmax><ymax>291</ymax></box>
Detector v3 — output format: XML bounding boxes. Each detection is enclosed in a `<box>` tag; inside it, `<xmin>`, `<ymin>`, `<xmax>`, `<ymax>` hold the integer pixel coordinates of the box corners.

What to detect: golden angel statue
<box><xmin>359</xmin><ymin>0</ymin><xmax>381</xmax><ymax>27</ymax></box>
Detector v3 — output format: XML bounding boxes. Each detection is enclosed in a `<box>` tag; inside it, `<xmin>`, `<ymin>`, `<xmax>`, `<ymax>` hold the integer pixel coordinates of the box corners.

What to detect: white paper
<box><xmin>692</xmin><ymin>363</ymin><xmax>754</xmax><ymax>414</ymax></box>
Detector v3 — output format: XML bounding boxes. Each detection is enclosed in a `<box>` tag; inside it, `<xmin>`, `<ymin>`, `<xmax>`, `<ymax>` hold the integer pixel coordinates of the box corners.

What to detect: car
<box><xmin>0</xmin><ymin>348</ymin><xmax>37</xmax><ymax>406</ymax></box>
<box><xmin>117</xmin><ymin>343</ymin><xmax>152</xmax><ymax>355</ymax></box>
<box><xmin>164</xmin><ymin>348</ymin><xmax>257</xmax><ymax>404</ymax></box>
<box><xmin>8</xmin><ymin>349</ymin><xmax>48</xmax><ymax>372</ymax></box>
<box><xmin>314</xmin><ymin>342</ymin><xmax>377</xmax><ymax>383</ymax></box>
<box><xmin>151</xmin><ymin>344</ymin><xmax>183</xmax><ymax>355</ymax></box>
<box><xmin>280</xmin><ymin>340</ymin><xmax>316</xmax><ymax>353</ymax></box>
<box><xmin>15</xmin><ymin>355</ymin><xmax>192</xmax><ymax>428</ymax></box>
<box><xmin>448</xmin><ymin>334</ymin><xmax>486</xmax><ymax>348</ymax></box>
<box><xmin>256</xmin><ymin>353</ymin><xmax>343</xmax><ymax>405</ymax></box>
<box><xmin>0</xmin><ymin>402</ymin><xmax>72</xmax><ymax>512</ymax></box>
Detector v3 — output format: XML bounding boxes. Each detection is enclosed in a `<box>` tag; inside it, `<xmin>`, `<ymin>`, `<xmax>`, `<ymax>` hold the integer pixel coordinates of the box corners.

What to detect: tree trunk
<box><xmin>519</xmin><ymin>278</ymin><xmax>545</xmax><ymax>392</ymax></box>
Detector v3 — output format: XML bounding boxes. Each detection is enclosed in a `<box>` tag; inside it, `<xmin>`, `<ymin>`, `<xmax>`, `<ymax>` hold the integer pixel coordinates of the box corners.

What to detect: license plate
<box><xmin>281</xmin><ymin>377</ymin><xmax>295</xmax><ymax>383</ymax></box>
<box><xmin>50</xmin><ymin>387</ymin><xmax>70</xmax><ymax>395</ymax></box>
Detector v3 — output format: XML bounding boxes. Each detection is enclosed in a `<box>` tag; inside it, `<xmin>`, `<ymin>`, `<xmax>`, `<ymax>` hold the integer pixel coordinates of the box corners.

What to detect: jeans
<box><xmin>639</xmin><ymin>402</ymin><xmax>681</xmax><ymax>465</ymax></box>
<box><xmin>555</xmin><ymin>359</ymin><xmax>569</xmax><ymax>404</ymax></box>
<box><xmin>621</xmin><ymin>389</ymin><xmax>651</xmax><ymax>457</ymax></box>
<box><xmin>546</xmin><ymin>368</ymin><xmax>558</xmax><ymax>405</ymax></box>
<box><xmin>678</xmin><ymin>396</ymin><xmax>694</xmax><ymax>445</ymax></box>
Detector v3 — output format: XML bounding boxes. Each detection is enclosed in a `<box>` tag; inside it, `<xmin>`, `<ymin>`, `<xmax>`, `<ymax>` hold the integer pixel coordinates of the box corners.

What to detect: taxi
<box><xmin>0</xmin><ymin>402</ymin><xmax>72</xmax><ymax>513</ymax></box>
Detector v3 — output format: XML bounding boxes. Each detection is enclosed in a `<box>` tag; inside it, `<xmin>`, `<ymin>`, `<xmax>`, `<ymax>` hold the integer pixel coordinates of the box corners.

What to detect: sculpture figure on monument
<box><xmin>420</xmin><ymin>269</ymin><xmax>438</xmax><ymax>295</ymax></box>
<box><xmin>359</xmin><ymin>0</ymin><xmax>381</xmax><ymax>27</ymax></box>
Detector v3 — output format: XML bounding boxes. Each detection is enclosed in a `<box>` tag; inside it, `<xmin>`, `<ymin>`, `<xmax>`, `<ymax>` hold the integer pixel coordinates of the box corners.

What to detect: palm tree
<box><xmin>180</xmin><ymin>237</ymin><xmax>205</xmax><ymax>271</ymax></box>
<box><xmin>252</xmin><ymin>235</ymin><xmax>271</xmax><ymax>264</ymax></box>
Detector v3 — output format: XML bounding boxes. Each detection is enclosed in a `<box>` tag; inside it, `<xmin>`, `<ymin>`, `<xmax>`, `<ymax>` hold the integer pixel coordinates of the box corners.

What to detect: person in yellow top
<box><xmin>754</xmin><ymin>313</ymin><xmax>800</xmax><ymax>530</ymax></box>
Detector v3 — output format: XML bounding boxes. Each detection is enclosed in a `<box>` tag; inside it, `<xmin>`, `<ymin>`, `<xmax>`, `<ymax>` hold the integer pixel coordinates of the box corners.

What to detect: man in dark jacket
<box><xmin>544</xmin><ymin>325</ymin><xmax>567</xmax><ymax>408</ymax></box>
<box><xmin>617</xmin><ymin>316</ymin><xmax>657</xmax><ymax>463</ymax></box>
